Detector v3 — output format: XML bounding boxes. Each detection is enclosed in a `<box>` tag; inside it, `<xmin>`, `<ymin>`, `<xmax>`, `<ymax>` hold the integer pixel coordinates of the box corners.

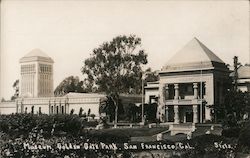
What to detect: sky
<box><xmin>0</xmin><ymin>0</ymin><xmax>249</xmax><ymax>100</ymax></box>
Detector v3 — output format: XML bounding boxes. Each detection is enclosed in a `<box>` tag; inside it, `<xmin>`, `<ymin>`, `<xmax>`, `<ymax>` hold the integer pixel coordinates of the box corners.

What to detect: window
<box><xmin>51</xmin><ymin>106</ymin><xmax>54</xmax><ymax>114</ymax></box>
<box><xmin>61</xmin><ymin>106</ymin><xmax>64</xmax><ymax>114</ymax></box>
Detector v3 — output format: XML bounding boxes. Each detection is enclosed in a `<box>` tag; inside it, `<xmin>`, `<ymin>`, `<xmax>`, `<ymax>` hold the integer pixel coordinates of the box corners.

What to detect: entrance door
<box><xmin>186</xmin><ymin>111</ymin><xmax>193</xmax><ymax>122</ymax></box>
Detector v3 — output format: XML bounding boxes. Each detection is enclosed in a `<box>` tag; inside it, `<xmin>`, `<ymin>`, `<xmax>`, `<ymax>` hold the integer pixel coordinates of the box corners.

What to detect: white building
<box><xmin>19</xmin><ymin>49</ymin><xmax>54</xmax><ymax>97</ymax></box>
<box><xmin>145</xmin><ymin>38</ymin><xmax>230</xmax><ymax>123</ymax></box>
<box><xmin>0</xmin><ymin>49</ymin><xmax>141</xmax><ymax>117</ymax></box>
<box><xmin>230</xmin><ymin>65</ymin><xmax>250</xmax><ymax>92</ymax></box>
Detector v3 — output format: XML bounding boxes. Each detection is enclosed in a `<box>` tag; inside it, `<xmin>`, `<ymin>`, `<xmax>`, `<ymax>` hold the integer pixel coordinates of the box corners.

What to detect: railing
<box><xmin>165</xmin><ymin>99</ymin><xmax>204</xmax><ymax>105</ymax></box>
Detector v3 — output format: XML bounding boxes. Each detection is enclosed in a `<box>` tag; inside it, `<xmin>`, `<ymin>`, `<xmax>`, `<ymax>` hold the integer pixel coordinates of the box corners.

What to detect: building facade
<box><xmin>145</xmin><ymin>38</ymin><xmax>230</xmax><ymax>123</ymax></box>
<box><xmin>19</xmin><ymin>49</ymin><xmax>54</xmax><ymax>97</ymax></box>
<box><xmin>230</xmin><ymin>65</ymin><xmax>250</xmax><ymax>92</ymax></box>
<box><xmin>0</xmin><ymin>49</ymin><xmax>141</xmax><ymax>117</ymax></box>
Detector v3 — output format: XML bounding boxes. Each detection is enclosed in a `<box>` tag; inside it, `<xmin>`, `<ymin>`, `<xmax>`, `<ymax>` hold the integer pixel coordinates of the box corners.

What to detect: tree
<box><xmin>79</xmin><ymin>107</ymin><xmax>83</xmax><ymax>117</ymax></box>
<box><xmin>54</xmin><ymin>76</ymin><xmax>86</xmax><ymax>96</ymax></box>
<box><xmin>232</xmin><ymin>56</ymin><xmax>242</xmax><ymax>91</ymax></box>
<box><xmin>31</xmin><ymin>106</ymin><xmax>34</xmax><ymax>114</ymax></box>
<box><xmin>144</xmin><ymin>68</ymin><xmax>159</xmax><ymax>83</ymax></box>
<box><xmin>99</xmin><ymin>96</ymin><xmax>124</xmax><ymax>122</ymax></box>
<box><xmin>139</xmin><ymin>103</ymin><xmax>158</xmax><ymax>123</ymax></box>
<box><xmin>82</xmin><ymin>35</ymin><xmax>147</xmax><ymax>126</ymax></box>
<box><xmin>123</xmin><ymin>103</ymin><xmax>140</xmax><ymax>122</ymax></box>
<box><xmin>70</xmin><ymin>109</ymin><xmax>74</xmax><ymax>115</ymax></box>
<box><xmin>87</xmin><ymin>108</ymin><xmax>91</xmax><ymax>116</ymax></box>
<box><xmin>11</xmin><ymin>79</ymin><xmax>19</xmax><ymax>100</ymax></box>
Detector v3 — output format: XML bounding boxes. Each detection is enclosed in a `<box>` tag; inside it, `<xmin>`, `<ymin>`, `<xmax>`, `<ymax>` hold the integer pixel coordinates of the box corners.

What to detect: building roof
<box><xmin>64</xmin><ymin>92</ymin><xmax>106</xmax><ymax>98</ymax></box>
<box><xmin>238</xmin><ymin>66</ymin><xmax>250</xmax><ymax>78</ymax></box>
<box><xmin>24</xmin><ymin>49</ymin><xmax>50</xmax><ymax>58</ymax></box>
<box><xmin>20</xmin><ymin>49</ymin><xmax>54</xmax><ymax>63</ymax></box>
<box><xmin>161</xmin><ymin>38</ymin><xmax>228</xmax><ymax>73</ymax></box>
<box><xmin>166</xmin><ymin>37</ymin><xmax>224</xmax><ymax>65</ymax></box>
<box><xmin>230</xmin><ymin>65</ymin><xmax>250</xmax><ymax>79</ymax></box>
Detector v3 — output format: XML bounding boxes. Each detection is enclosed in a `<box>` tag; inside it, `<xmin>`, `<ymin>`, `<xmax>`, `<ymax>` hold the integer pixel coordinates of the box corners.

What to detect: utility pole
<box><xmin>233</xmin><ymin>56</ymin><xmax>241</xmax><ymax>91</ymax></box>
<box><xmin>200</xmin><ymin>62</ymin><xmax>203</xmax><ymax>123</ymax></box>
<box><xmin>141</xmin><ymin>72</ymin><xmax>148</xmax><ymax>124</ymax></box>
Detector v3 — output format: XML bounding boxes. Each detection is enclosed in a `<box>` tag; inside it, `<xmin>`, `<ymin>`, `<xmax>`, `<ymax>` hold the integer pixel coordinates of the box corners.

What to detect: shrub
<box><xmin>222</xmin><ymin>127</ymin><xmax>241</xmax><ymax>138</ymax></box>
<box><xmin>0</xmin><ymin>114</ymin><xmax>84</xmax><ymax>138</ymax></box>
<box><xmin>238</xmin><ymin>121</ymin><xmax>250</xmax><ymax>152</ymax></box>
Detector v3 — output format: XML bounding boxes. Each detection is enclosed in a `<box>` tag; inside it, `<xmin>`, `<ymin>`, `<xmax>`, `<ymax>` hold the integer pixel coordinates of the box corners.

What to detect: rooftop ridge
<box><xmin>164</xmin><ymin>38</ymin><xmax>225</xmax><ymax>69</ymax></box>
<box><xmin>20</xmin><ymin>49</ymin><xmax>54</xmax><ymax>63</ymax></box>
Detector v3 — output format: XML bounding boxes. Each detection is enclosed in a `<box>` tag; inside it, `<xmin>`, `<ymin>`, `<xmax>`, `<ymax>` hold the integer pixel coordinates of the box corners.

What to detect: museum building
<box><xmin>145</xmin><ymin>38</ymin><xmax>231</xmax><ymax>123</ymax></box>
<box><xmin>0</xmin><ymin>49</ymin><xmax>141</xmax><ymax>117</ymax></box>
<box><xmin>0</xmin><ymin>38</ymin><xmax>249</xmax><ymax>125</ymax></box>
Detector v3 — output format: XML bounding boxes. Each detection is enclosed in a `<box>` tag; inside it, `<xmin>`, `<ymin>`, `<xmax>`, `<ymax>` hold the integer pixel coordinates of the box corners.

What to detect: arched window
<box><xmin>39</xmin><ymin>107</ymin><xmax>42</xmax><ymax>115</ymax></box>
<box><xmin>51</xmin><ymin>106</ymin><xmax>54</xmax><ymax>114</ymax></box>
<box><xmin>61</xmin><ymin>106</ymin><xmax>64</xmax><ymax>114</ymax></box>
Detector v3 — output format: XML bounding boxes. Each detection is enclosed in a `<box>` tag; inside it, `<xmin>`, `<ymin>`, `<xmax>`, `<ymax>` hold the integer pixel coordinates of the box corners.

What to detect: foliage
<box><xmin>11</xmin><ymin>79</ymin><xmax>19</xmax><ymax>100</ymax></box>
<box><xmin>87</xmin><ymin>108</ymin><xmax>91</xmax><ymax>116</ymax></box>
<box><xmin>144</xmin><ymin>103</ymin><xmax>158</xmax><ymax>122</ymax></box>
<box><xmin>90</xmin><ymin>114</ymin><xmax>95</xmax><ymax>119</ymax></box>
<box><xmin>79</xmin><ymin>107</ymin><xmax>83</xmax><ymax>117</ymax></box>
<box><xmin>181</xmin><ymin>134</ymin><xmax>237</xmax><ymax>158</ymax></box>
<box><xmin>99</xmin><ymin>96</ymin><xmax>124</xmax><ymax>122</ymax></box>
<box><xmin>82</xmin><ymin>35</ymin><xmax>147</xmax><ymax>96</ymax></box>
<box><xmin>144</xmin><ymin>68</ymin><xmax>159</xmax><ymax>83</ymax></box>
<box><xmin>54</xmin><ymin>76</ymin><xmax>86</xmax><ymax>96</ymax></box>
<box><xmin>70</xmin><ymin>109</ymin><xmax>74</xmax><ymax>115</ymax></box>
<box><xmin>0</xmin><ymin>114</ymin><xmax>85</xmax><ymax>138</ymax></box>
<box><xmin>238</xmin><ymin>120</ymin><xmax>250</xmax><ymax>153</ymax></box>
<box><xmin>88</xmin><ymin>131</ymin><xmax>129</xmax><ymax>143</ymax></box>
<box><xmin>123</xmin><ymin>103</ymin><xmax>140</xmax><ymax>122</ymax></box>
<box><xmin>222</xmin><ymin>127</ymin><xmax>241</xmax><ymax>138</ymax></box>
<box><xmin>224</xmin><ymin>91</ymin><xmax>248</xmax><ymax>125</ymax></box>
<box><xmin>82</xmin><ymin>35</ymin><xmax>147</xmax><ymax>125</ymax></box>
<box><xmin>213</xmin><ymin>76</ymin><xmax>250</xmax><ymax>128</ymax></box>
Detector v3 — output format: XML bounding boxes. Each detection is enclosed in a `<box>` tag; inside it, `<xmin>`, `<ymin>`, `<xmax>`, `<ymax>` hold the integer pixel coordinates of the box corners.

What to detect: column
<box><xmin>203</xmin><ymin>82</ymin><xmax>206</xmax><ymax>99</ymax></box>
<box><xmin>165</xmin><ymin>105</ymin><xmax>169</xmax><ymax>122</ymax></box>
<box><xmin>157</xmin><ymin>83</ymin><xmax>166</xmax><ymax>122</ymax></box>
<box><xmin>65</xmin><ymin>102</ymin><xmax>69</xmax><ymax>114</ymax></box>
<box><xmin>174</xmin><ymin>84</ymin><xmax>179</xmax><ymax>100</ymax></box>
<box><xmin>49</xmin><ymin>101</ymin><xmax>51</xmax><ymax>114</ymax></box>
<box><xmin>64</xmin><ymin>103</ymin><xmax>67</xmax><ymax>114</ymax></box>
<box><xmin>193</xmin><ymin>105</ymin><xmax>198</xmax><ymax>123</ymax></box>
<box><xmin>174</xmin><ymin>105</ymin><xmax>179</xmax><ymax>124</ymax></box>
<box><xmin>59</xmin><ymin>101</ymin><xmax>62</xmax><ymax>114</ymax></box>
<box><xmin>165</xmin><ymin>84</ymin><xmax>169</xmax><ymax>100</ymax></box>
<box><xmin>54</xmin><ymin>101</ymin><xmax>56</xmax><ymax>114</ymax></box>
<box><xmin>193</xmin><ymin>83</ymin><xmax>198</xmax><ymax>99</ymax></box>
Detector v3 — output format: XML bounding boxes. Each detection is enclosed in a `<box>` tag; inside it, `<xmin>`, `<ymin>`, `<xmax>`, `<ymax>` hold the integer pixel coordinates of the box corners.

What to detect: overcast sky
<box><xmin>1</xmin><ymin>0</ymin><xmax>249</xmax><ymax>100</ymax></box>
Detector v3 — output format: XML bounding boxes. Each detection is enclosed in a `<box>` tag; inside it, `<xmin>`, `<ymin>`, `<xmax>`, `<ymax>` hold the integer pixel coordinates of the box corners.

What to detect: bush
<box><xmin>0</xmin><ymin>114</ymin><xmax>84</xmax><ymax>138</ymax></box>
<box><xmin>222</xmin><ymin>127</ymin><xmax>241</xmax><ymax>138</ymax></box>
<box><xmin>181</xmin><ymin>134</ymin><xmax>236</xmax><ymax>158</ymax></box>
<box><xmin>238</xmin><ymin>121</ymin><xmax>250</xmax><ymax>152</ymax></box>
<box><xmin>88</xmin><ymin>131</ymin><xmax>129</xmax><ymax>143</ymax></box>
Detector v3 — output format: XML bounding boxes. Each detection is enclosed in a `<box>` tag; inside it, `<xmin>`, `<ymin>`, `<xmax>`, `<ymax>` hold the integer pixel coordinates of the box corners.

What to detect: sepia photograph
<box><xmin>0</xmin><ymin>0</ymin><xmax>249</xmax><ymax>157</ymax></box>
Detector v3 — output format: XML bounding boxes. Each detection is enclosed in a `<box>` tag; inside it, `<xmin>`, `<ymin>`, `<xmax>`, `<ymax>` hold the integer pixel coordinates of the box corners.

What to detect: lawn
<box><xmin>89</xmin><ymin>127</ymin><xmax>169</xmax><ymax>137</ymax></box>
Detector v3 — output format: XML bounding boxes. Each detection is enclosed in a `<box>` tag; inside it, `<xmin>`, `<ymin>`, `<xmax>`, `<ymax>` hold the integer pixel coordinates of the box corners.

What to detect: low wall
<box><xmin>0</xmin><ymin>101</ymin><xmax>16</xmax><ymax>114</ymax></box>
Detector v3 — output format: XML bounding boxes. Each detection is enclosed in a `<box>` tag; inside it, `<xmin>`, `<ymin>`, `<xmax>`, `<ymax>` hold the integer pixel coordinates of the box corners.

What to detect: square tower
<box><xmin>19</xmin><ymin>49</ymin><xmax>54</xmax><ymax>97</ymax></box>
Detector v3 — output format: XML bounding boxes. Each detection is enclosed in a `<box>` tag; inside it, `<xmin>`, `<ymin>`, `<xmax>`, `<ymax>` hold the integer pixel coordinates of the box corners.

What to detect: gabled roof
<box><xmin>20</xmin><ymin>49</ymin><xmax>54</xmax><ymax>63</ymax></box>
<box><xmin>166</xmin><ymin>37</ymin><xmax>224</xmax><ymax>65</ymax></box>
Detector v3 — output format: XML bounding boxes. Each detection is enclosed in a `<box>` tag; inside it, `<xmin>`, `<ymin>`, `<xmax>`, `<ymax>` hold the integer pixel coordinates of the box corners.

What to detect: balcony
<box><xmin>165</xmin><ymin>98</ymin><xmax>204</xmax><ymax>105</ymax></box>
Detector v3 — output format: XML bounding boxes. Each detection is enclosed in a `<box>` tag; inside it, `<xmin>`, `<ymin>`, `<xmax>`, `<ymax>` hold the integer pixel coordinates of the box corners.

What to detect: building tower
<box><xmin>19</xmin><ymin>49</ymin><xmax>54</xmax><ymax>97</ymax></box>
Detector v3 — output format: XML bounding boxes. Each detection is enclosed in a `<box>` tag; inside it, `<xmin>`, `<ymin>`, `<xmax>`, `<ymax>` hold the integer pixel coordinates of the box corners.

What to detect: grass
<box><xmin>89</xmin><ymin>127</ymin><xmax>169</xmax><ymax>137</ymax></box>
